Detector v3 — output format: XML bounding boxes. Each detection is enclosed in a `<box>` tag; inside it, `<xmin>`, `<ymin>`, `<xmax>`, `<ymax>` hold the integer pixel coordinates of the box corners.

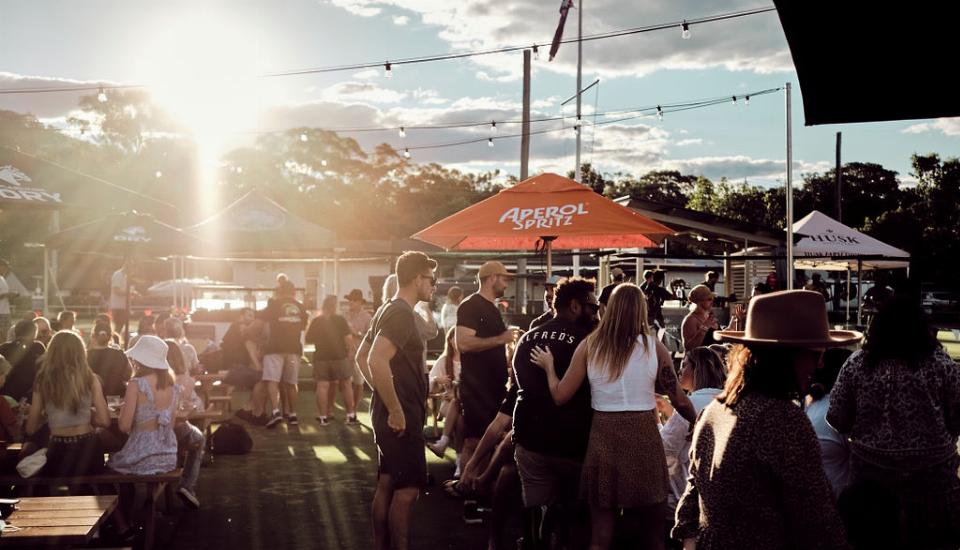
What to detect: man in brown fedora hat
<box><xmin>674</xmin><ymin>290</ymin><xmax>860</xmax><ymax>549</ymax></box>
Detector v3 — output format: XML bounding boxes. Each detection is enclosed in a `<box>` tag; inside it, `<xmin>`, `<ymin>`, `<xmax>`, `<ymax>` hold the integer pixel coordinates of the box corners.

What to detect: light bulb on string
<box><xmin>321</xmin><ymin>159</ymin><xmax>328</xmax><ymax>167</ymax></box>
<box><xmin>384</xmin><ymin>62</ymin><xmax>392</xmax><ymax>78</ymax></box>
<box><xmin>300</xmin><ymin>133</ymin><xmax>308</xmax><ymax>142</ymax></box>
<box><xmin>657</xmin><ymin>105</ymin><xmax>663</xmax><ymax>121</ymax></box>
<box><xmin>745</xmin><ymin>95</ymin><xmax>750</xmax><ymax>106</ymax></box>
<box><xmin>155</xmin><ymin>170</ymin><xmax>163</xmax><ymax>179</ymax></box>
<box><xmin>490</xmin><ymin>121</ymin><xmax>497</xmax><ymax>134</ymax></box>
<box><xmin>403</xmin><ymin>148</ymin><xmax>410</xmax><ymax>159</ymax></box>
<box><xmin>532</xmin><ymin>45</ymin><xmax>540</xmax><ymax>60</ymax></box>
<box><xmin>488</xmin><ymin>138</ymin><xmax>494</xmax><ymax>148</ymax></box>
<box><xmin>574</xmin><ymin>124</ymin><xmax>581</xmax><ymax>135</ymax></box>
<box><xmin>681</xmin><ymin>21</ymin><xmax>691</xmax><ymax>39</ymax></box>
<box><xmin>399</xmin><ymin>126</ymin><xmax>406</xmax><ymax>138</ymax></box>
<box><xmin>732</xmin><ymin>95</ymin><xmax>737</xmax><ymax>106</ymax></box>
<box><xmin>97</xmin><ymin>87</ymin><xmax>108</xmax><ymax>103</ymax></box>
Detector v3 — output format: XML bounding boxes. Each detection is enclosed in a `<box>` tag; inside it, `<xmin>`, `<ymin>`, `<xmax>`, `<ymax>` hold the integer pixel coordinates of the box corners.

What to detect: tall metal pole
<box><xmin>786</xmin><ymin>82</ymin><xmax>794</xmax><ymax>290</ymax></box>
<box><xmin>521</xmin><ymin>49</ymin><xmax>531</xmax><ymax>181</ymax></box>
<box><xmin>574</xmin><ymin>0</ymin><xmax>583</xmax><ymax>183</ymax></box>
<box><xmin>835</xmin><ymin>131</ymin><xmax>843</xmax><ymax>223</ymax></box>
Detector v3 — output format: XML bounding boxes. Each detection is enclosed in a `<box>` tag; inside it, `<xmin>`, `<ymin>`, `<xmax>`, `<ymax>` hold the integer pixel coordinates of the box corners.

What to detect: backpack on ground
<box><xmin>210</xmin><ymin>421</ymin><xmax>253</xmax><ymax>455</ymax></box>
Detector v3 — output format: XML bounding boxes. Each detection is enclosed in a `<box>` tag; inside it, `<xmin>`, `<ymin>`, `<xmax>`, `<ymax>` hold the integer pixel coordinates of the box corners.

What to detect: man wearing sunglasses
<box><xmin>512</xmin><ymin>277</ymin><xmax>599</xmax><ymax>548</ymax></box>
<box><xmin>356</xmin><ymin>251</ymin><xmax>437</xmax><ymax>550</ymax></box>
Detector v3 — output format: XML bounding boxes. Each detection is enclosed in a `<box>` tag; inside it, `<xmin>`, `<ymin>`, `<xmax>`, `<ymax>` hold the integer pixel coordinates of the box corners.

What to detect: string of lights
<box><xmin>248</xmin><ymin>87</ymin><xmax>782</xmax><ymax>138</ymax></box>
<box><xmin>0</xmin><ymin>6</ymin><xmax>776</xmax><ymax>96</ymax></box>
<box><xmin>386</xmin><ymin>87</ymin><xmax>783</xmax><ymax>158</ymax></box>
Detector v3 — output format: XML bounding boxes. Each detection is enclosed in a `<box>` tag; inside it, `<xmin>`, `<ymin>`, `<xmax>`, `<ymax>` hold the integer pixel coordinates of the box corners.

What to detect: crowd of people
<box><xmin>359</xmin><ymin>252</ymin><xmax>960</xmax><ymax>550</ymax></box>
<box><xmin>1</xmin><ymin>249</ymin><xmax>957</xmax><ymax>549</ymax></box>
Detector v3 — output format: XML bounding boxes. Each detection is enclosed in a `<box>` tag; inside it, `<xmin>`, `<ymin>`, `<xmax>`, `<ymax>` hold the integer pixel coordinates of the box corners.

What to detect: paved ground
<box><xmin>164</xmin><ymin>388</ymin><xmax>487</xmax><ymax>550</ymax></box>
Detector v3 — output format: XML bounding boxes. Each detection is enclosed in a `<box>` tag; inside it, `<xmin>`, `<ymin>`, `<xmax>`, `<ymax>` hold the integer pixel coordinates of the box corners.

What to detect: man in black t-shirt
<box><xmin>307</xmin><ymin>295</ymin><xmax>358</xmax><ymax>425</ymax></box>
<box><xmin>260</xmin><ymin>278</ymin><xmax>308</xmax><ymax>428</ymax></box>
<box><xmin>226</xmin><ymin>308</ymin><xmax>270</xmax><ymax>425</ymax></box>
<box><xmin>529</xmin><ymin>275</ymin><xmax>562</xmax><ymax>330</ymax></box>
<box><xmin>355</xmin><ymin>251</ymin><xmax>437</xmax><ymax>550</ymax></box>
<box><xmin>0</xmin><ymin>320</ymin><xmax>45</xmax><ymax>401</ymax></box>
<box><xmin>513</xmin><ymin>277</ymin><xmax>598</xmax><ymax>547</ymax></box>
<box><xmin>456</xmin><ymin>260</ymin><xmax>521</xmax><ymax>470</ymax></box>
<box><xmin>642</xmin><ymin>269</ymin><xmax>675</xmax><ymax>329</ymax></box>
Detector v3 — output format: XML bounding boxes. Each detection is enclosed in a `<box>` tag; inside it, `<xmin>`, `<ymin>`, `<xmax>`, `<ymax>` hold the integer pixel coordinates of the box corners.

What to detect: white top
<box><xmin>179</xmin><ymin>340</ymin><xmax>200</xmax><ymax>373</ymax></box>
<box><xmin>429</xmin><ymin>354</ymin><xmax>461</xmax><ymax>383</ymax></box>
<box><xmin>0</xmin><ymin>275</ymin><xmax>9</xmax><ymax>315</ymax></box>
<box><xmin>109</xmin><ymin>269</ymin><xmax>127</xmax><ymax>310</ymax></box>
<box><xmin>661</xmin><ymin>388</ymin><xmax>722</xmax><ymax>515</ymax></box>
<box><xmin>806</xmin><ymin>393</ymin><xmax>851</xmax><ymax>496</ymax></box>
<box><xmin>587</xmin><ymin>333</ymin><xmax>659</xmax><ymax>412</ymax></box>
<box><xmin>440</xmin><ymin>303</ymin><xmax>459</xmax><ymax>333</ymax></box>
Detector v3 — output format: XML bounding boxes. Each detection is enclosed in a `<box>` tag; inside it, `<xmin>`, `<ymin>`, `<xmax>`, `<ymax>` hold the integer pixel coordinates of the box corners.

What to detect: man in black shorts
<box><xmin>513</xmin><ymin>277</ymin><xmax>599</xmax><ymax>547</ymax></box>
<box><xmin>456</xmin><ymin>261</ymin><xmax>521</xmax><ymax>470</ymax></box>
<box><xmin>356</xmin><ymin>251</ymin><xmax>437</xmax><ymax>550</ymax></box>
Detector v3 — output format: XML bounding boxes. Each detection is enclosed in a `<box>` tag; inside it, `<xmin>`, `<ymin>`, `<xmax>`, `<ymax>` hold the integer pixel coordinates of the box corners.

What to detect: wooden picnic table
<box><xmin>194</xmin><ymin>372</ymin><xmax>230</xmax><ymax>410</ymax></box>
<box><xmin>0</xmin><ymin>495</ymin><xmax>118</xmax><ymax>547</ymax></box>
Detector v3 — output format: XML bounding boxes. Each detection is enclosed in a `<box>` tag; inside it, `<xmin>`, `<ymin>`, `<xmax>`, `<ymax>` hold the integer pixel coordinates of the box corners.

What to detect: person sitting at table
<box><xmin>88</xmin><ymin>328</ymin><xmax>133</xmax><ymax>397</ymax></box>
<box><xmin>26</xmin><ymin>331</ymin><xmax>111</xmax><ymax>477</ymax></box>
<box><xmin>427</xmin><ymin>326</ymin><xmax>462</xmax><ymax>458</ymax></box>
<box><xmin>165</xmin><ymin>339</ymin><xmax>205</xmax><ymax>509</ymax></box>
<box><xmin>0</xmin><ymin>319</ymin><xmax>46</xmax><ymax>402</ymax></box>
<box><xmin>108</xmin><ymin>335</ymin><xmax>181</xmax><ymax>478</ymax></box>
<box><xmin>0</xmin><ymin>356</ymin><xmax>20</xmax><ymax>442</ymax></box>
<box><xmin>127</xmin><ymin>314</ymin><xmax>157</xmax><ymax>349</ymax></box>
<box><xmin>163</xmin><ymin>318</ymin><xmax>200</xmax><ymax>374</ymax></box>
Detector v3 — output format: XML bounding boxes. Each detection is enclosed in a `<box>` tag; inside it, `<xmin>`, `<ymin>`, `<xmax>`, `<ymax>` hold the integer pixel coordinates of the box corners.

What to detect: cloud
<box><xmin>325</xmin><ymin>0</ymin><xmax>792</xmax><ymax>80</ymax></box>
<box><xmin>902</xmin><ymin>118</ymin><xmax>960</xmax><ymax>137</ymax></box>
<box><xmin>352</xmin><ymin>69</ymin><xmax>381</xmax><ymax>80</ymax></box>
<box><xmin>0</xmin><ymin>72</ymin><xmax>113</xmax><ymax>118</ymax></box>
<box><xmin>328</xmin><ymin>0</ymin><xmax>381</xmax><ymax>17</ymax></box>
<box><xmin>321</xmin><ymin>81</ymin><xmax>407</xmax><ymax>103</ymax></box>
<box><xmin>674</xmin><ymin>138</ymin><xmax>703</xmax><ymax>146</ymax></box>
<box><xmin>393</xmin><ymin>15</ymin><xmax>410</xmax><ymax>25</ymax></box>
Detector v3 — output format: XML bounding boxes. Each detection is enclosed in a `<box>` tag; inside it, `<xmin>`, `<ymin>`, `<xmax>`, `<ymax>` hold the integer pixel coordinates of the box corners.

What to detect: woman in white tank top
<box><xmin>532</xmin><ymin>283</ymin><xmax>696</xmax><ymax>550</ymax></box>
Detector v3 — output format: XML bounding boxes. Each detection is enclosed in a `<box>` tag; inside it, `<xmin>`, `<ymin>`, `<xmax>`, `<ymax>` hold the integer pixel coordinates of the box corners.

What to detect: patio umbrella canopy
<box><xmin>0</xmin><ymin>146</ymin><xmax>175</xmax><ymax>215</ymax></box>
<box><xmin>187</xmin><ymin>190</ymin><xmax>336</xmax><ymax>257</ymax></box>
<box><xmin>792</xmin><ymin>210</ymin><xmax>910</xmax><ymax>271</ymax></box>
<box><xmin>413</xmin><ymin>172</ymin><xmax>674</xmax><ymax>251</ymax></box>
<box><xmin>46</xmin><ymin>211</ymin><xmax>208</xmax><ymax>258</ymax></box>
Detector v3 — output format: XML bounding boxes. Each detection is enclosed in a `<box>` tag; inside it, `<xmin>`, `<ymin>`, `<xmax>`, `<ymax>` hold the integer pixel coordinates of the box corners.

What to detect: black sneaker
<box><xmin>177</xmin><ymin>486</ymin><xmax>200</xmax><ymax>509</ymax></box>
<box><xmin>316</xmin><ymin>416</ymin><xmax>330</xmax><ymax>426</ymax></box>
<box><xmin>345</xmin><ymin>414</ymin><xmax>359</xmax><ymax>425</ymax></box>
<box><xmin>287</xmin><ymin>414</ymin><xmax>299</xmax><ymax>426</ymax></box>
<box><xmin>265</xmin><ymin>411</ymin><xmax>283</xmax><ymax>429</ymax></box>
<box><xmin>463</xmin><ymin>500</ymin><xmax>483</xmax><ymax>525</ymax></box>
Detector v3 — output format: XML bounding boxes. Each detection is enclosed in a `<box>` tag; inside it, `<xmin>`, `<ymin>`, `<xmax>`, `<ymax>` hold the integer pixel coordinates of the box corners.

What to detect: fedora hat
<box><xmin>125</xmin><ymin>335</ymin><xmax>172</xmax><ymax>370</ymax></box>
<box><xmin>344</xmin><ymin>289</ymin><xmax>365</xmax><ymax>303</ymax></box>
<box><xmin>714</xmin><ymin>290</ymin><xmax>862</xmax><ymax>347</ymax></box>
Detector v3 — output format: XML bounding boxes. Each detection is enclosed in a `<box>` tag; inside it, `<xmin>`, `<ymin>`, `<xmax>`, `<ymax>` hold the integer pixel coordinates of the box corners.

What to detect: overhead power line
<box><xmin>0</xmin><ymin>6</ymin><xmax>776</xmax><ymax>95</ymax></box>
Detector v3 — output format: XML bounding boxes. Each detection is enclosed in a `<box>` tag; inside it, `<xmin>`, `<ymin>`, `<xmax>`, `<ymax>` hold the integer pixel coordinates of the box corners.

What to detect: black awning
<box><xmin>773</xmin><ymin>2</ymin><xmax>960</xmax><ymax>125</ymax></box>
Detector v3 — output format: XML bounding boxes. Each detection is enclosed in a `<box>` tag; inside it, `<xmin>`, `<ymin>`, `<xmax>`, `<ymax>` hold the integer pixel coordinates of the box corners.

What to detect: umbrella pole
<box><xmin>856</xmin><ymin>259</ymin><xmax>862</xmax><ymax>327</ymax></box>
<box><xmin>546</xmin><ymin>238</ymin><xmax>554</xmax><ymax>278</ymax></box>
<box><xmin>846</xmin><ymin>266</ymin><xmax>851</xmax><ymax>326</ymax></box>
<box><xmin>124</xmin><ymin>257</ymin><xmax>131</xmax><ymax>348</ymax></box>
<box><xmin>43</xmin><ymin>248</ymin><xmax>49</xmax><ymax>317</ymax></box>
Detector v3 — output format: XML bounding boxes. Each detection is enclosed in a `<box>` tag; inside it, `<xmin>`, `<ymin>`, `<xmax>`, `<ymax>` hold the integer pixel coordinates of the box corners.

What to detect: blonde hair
<box><xmin>585</xmin><ymin>283</ymin><xmax>651</xmax><ymax>382</ymax></box>
<box><xmin>36</xmin><ymin>331</ymin><xmax>96</xmax><ymax>413</ymax></box>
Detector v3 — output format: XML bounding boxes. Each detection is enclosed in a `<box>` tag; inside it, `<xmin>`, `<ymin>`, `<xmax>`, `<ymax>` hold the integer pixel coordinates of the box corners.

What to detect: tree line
<box><xmin>0</xmin><ymin>89</ymin><xmax>957</xmax><ymax>285</ymax></box>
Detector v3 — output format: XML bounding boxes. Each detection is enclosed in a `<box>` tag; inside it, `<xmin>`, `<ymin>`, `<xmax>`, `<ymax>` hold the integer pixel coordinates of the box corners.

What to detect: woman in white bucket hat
<box><xmin>108</xmin><ymin>335</ymin><xmax>181</xmax><ymax>478</ymax></box>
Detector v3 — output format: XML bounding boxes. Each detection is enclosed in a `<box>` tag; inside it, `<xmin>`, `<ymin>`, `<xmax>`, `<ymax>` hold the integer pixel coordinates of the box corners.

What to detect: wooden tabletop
<box><xmin>194</xmin><ymin>372</ymin><xmax>228</xmax><ymax>384</ymax></box>
<box><xmin>0</xmin><ymin>495</ymin><xmax>118</xmax><ymax>546</ymax></box>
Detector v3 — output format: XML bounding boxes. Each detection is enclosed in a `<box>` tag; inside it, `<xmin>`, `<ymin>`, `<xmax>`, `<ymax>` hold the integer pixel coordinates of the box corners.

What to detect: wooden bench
<box><xmin>0</xmin><ymin>470</ymin><xmax>183</xmax><ymax>550</ymax></box>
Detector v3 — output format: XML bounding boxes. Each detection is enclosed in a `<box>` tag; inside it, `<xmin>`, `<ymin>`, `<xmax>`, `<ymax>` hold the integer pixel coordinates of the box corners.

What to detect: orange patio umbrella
<box><xmin>412</xmin><ymin>172</ymin><xmax>674</xmax><ymax>275</ymax></box>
